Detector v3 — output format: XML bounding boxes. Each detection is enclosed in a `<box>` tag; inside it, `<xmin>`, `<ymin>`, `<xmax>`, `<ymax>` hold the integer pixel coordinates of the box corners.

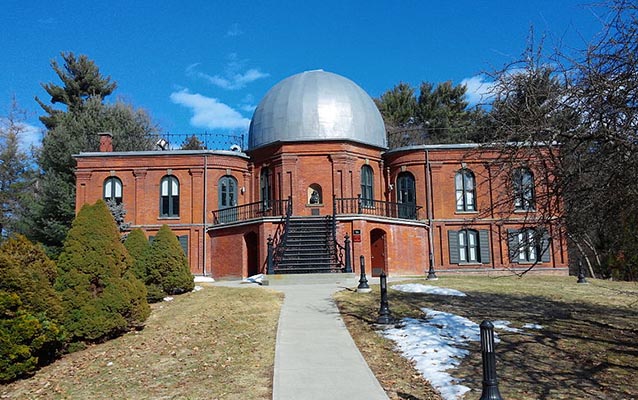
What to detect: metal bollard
<box><xmin>357</xmin><ymin>255</ymin><xmax>371</xmax><ymax>293</ymax></box>
<box><xmin>376</xmin><ymin>271</ymin><xmax>393</xmax><ymax>324</ymax></box>
<box><xmin>479</xmin><ymin>320</ymin><xmax>503</xmax><ymax>400</ymax></box>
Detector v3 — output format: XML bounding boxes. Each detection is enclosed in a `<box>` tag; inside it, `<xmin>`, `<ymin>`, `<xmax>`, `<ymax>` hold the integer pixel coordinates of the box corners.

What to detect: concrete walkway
<box><xmin>269</xmin><ymin>280</ymin><xmax>389</xmax><ymax>400</ymax></box>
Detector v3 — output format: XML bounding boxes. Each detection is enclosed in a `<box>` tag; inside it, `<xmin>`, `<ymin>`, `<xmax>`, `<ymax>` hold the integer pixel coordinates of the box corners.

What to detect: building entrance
<box><xmin>370</xmin><ymin>228</ymin><xmax>387</xmax><ymax>276</ymax></box>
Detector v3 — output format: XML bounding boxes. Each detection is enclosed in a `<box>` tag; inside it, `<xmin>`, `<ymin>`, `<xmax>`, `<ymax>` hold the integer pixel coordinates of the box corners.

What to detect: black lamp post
<box><xmin>344</xmin><ymin>234</ymin><xmax>352</xmax><ymax>273</ymax></box>
<box><xmin>427</xmin><ymin>252</ymin><xmax>438</xmax><ymax>280</ymax></box>
<box><xmin>577</xmin><ymin>259</ymin><xmax>588</xmax><ymax>284</ymax></box>
<box><xmin>267</xmin><ymin>235</ymin><xmax>274</xmax><ymax>275</ymax></box>
<box><xmin>357</xmin><ymin>255</ymin><xmax>371</xmax><ymax>293</ymax></box>
<box><xmin>377</xmin><ymin>271</ymin><xmax>393</xmax><ymax>324</ymax></box>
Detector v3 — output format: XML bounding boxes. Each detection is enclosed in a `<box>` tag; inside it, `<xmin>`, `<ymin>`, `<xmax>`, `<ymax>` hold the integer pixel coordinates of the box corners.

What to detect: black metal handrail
<box><xmin>335</xmin><ymin>195</ymin><xmax>422</xmax><ymax>220</ymax></box>
<box><xmin>212</xmin><ymin>198</ymin><xmax>291</xmax><ymax>225</ymax></box>
<box><xmin>272</xmin><ymin>197</ymin><xmax>293</xmax><ymax>269</ymax></box>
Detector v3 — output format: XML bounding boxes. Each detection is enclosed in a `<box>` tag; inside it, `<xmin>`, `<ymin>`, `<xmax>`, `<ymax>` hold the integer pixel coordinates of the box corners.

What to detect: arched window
<box><xmin>455</xmin><ymin>169</ymin><xmax>476</xmax><ymax>211</ymax></box>
<box><xmin>513</xmin><ymin>168</ymin><xmax>535</xmax><ymax>210</ymax></box>
<box><xmin>160</xmin><ymin>175</ymin><xmax>179</xmax><ymax>217</ymax></box>
<box><xmin>361</xmin><ymin>165</ymin><xmax>374</xmax><ymax>207</ymax></box>
<box><xmin>219</xmin><ymin>175</ymin><xmax>237</xmax><ymax>209</ymax></box>
<box><xmin>103</xmin><ymin>176</ymin><xmax>123</xmax><ymax>204</ymax></box>
<box><xmin>397</xmin><ymin>172</ymin><xmax>416</xmax><ymax>219</ymax></box>
<box><xmin>260</xmin><ymin>167</ymin><xmax>271</xmax><ymax>209</ymax></box>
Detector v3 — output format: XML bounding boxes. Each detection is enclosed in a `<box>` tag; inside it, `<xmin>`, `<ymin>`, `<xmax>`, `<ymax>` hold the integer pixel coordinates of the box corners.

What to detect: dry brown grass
<box><xmin>335</xmin><ymin>275</ymin><xmax>638</xmax><ymax>400</ymax></box>
<box><xmin>0</xmin><ymin>285</ymin><xmax>282</xmax><ymax>400</ymax></box>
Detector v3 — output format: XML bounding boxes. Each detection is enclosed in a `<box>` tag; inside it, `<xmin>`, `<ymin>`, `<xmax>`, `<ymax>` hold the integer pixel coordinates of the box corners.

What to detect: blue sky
<box><xmin>1</xmin><ymin>1</ymin><xmax>607</xmax><ymax>149</ymax></box>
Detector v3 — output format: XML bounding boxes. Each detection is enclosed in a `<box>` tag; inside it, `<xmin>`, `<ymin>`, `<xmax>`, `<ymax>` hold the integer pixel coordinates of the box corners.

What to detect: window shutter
<box><xmin>507</xmin><ymin>229</ymin><xmax>518</xmax><ymax>263</ymax></box>
<box><xmin>448</xmin><ymin>230</ymin><xmax>460</xmax><ymax>264</ymax></box>
<box><xmin>178</xmin><ymin>235</ymin><xmax>188</xmax><ymax>256</ymax></box>
<box><xmin>540</xmin><ymin>231</ymin><xmax>551</xmax><ymax>263</ymax></box>
<box><xmin>479</xmin><ymin>230</ymin><xmax>491</xmax><ymax>264</ymax></box>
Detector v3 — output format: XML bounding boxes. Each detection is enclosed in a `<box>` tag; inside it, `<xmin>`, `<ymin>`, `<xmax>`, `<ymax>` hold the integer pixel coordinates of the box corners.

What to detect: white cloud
<box><xmin>170</xmin><ymin>89</ymin><xmax>250</xmax><ymax>130</ymax></box>
<box><xmin>226</xmin><ymin>23</ymin><xmax>243</xmax><ymax>37</ymax></box>
<box><xmin>239</xmin><ymin>94</ymin><xmax>257</xmax><ymax>113</ymax></box>
<box><xmin>186</xmin><ymin>63</ymin><xmax>269</xmax><ymax>90</ymax></box>
<box><xmin>461</xmin><ymin>75</ymin><xmax>495</xmax><ymax>105</ymax></box>
<box><xmin>0</xmin><ymin>118</ymin><xmax>42</xmax><ymax>152</ymax></box>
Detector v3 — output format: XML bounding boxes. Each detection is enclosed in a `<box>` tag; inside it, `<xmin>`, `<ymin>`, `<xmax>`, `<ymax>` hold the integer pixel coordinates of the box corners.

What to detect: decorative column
<box><xmin>133</xmin><ymin>169</ymin><xmax>147</xmax><ymax>224</ymax></box>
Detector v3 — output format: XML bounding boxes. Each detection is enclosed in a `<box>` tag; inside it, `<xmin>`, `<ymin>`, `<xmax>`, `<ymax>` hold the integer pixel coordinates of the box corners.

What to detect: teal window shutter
<box><xmin>448</xmin><ymin>230</ymin><xmax>460</xmax><ymax>264</ymax></box>
<box><xmin>479</xmin><ymin>230</ymin><xmax>491</xmax><ymax>264</ymax></box>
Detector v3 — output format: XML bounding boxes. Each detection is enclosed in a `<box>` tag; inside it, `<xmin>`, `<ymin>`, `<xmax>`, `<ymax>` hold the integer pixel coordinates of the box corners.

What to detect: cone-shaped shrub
<box><xmin>0</xmin><ymin>235</ymin><xmax>64</xmax><ymax>322</ymax></box>
<box><xmin>0</xmin><ymin>236</ymin><xmax>65</xmax><ymax>381</ymax></box>
<box><xmin>145</xmin><ymin>224</ymin><xmax>194</xmax><ymax>301</ymax></box>
<box><xmin>123</xmin><ymin>228</ymin><xmax>150</xmax><ymax>280</ymax></box>
<box><xmin>56</xmin><ymin>200</ymin><xmax>150</xmax><ymax>342</ymax></box>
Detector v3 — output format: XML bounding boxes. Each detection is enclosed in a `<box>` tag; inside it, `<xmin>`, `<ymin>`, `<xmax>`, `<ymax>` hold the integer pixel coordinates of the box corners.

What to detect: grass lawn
<box><xmin>335</xmin><ymin>275</ymin><xmax>638</xmax><ymax>400</ymax></box>
<box><xmin>0</xmin><ymin>285</ymin><xmax>283</xmax><ymax>400</ymax></box>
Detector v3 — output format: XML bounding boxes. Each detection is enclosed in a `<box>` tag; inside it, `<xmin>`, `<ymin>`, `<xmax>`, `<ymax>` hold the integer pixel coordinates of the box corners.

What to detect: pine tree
<box><xmin>180</xmin><ymin>134</ymin><xmax>206</xmax><ymax>150</ymax></box>
<box><xmin>35</xmin><ymin>52</ymin><xmax>116</xmax><ymax>129</ymax></box>
<box><xmin>28</xmin><ymin>54</ymin><xmax>158</xmax><ymax>252</ymax></box>
<box><xmin>0</xmin><ymin>99</ymin><xmax>36</xmax><ymax>238</ymax></box>
<box><xmin>56</xmin><ymin>200</ymin><xmax>149</xmax><ymax>342</ymax></box>
<box><xmin>145</xmin><ymin>225</ymin><xmax>194</xmax><ymax>301</ymax></box>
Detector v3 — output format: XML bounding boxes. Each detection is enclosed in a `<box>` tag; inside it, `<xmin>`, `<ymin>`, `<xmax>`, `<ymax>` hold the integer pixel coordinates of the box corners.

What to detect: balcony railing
<box><xmin>334</xmin><ymin>195</ymin><xmax>422</xmax><ymax>220</ymax></box>
<box><xmin>212</xmin><ymin>198</ymin><xmax>291</xmax><ymax>225</ymax></box>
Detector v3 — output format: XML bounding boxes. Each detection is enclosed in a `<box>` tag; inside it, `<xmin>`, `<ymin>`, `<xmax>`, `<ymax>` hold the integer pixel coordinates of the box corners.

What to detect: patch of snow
<box><xmin>492</xmin><ymin>320</ymin><xmax>521</xmax><ymax>333</ymax></box>
<box><xmin>391</xmin><ymin>283</ymin><xmax>467</xmax><ymax>296</ymax></box>
<box><xmin>379</xmin><ymin>307</ymin><xmax>544</xmax><ymax>399</ymax></box>
<box><xmin>380</xmin><ymin>308</ymin><xmax>481</xmax><ymax>400</ymax></box>
<box><xmin>392</xmin><ymin>283</ymin><xmax>467</xmax><ymax>297</ymax></box>
<box><xmin>163</xmin><ymin>296</ymin><xmax>174</xmax><ymax>302</ymax></box>
<box><xmin>242</xmin><ymin>273</ymin><xmax>265</xmax><ymax>285</ymax></box>
<box><xmin>192</xmin><ymin>285</ymin><xmax>203</xmax><ymax>292</ymax></box>
<box><xmin>194</xmin><ymin>276</ymin><xmax>215</xmax><ymax>283</ymax></box>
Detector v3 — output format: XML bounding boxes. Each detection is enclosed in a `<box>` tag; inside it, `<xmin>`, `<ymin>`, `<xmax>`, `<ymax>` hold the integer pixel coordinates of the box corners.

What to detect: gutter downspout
<box><xmin>203</xmin><ymin>154</ymin><xmax>208</xmax><ymax>276</ymax></box>
<box><xmin>425</xmin><ymin>150</ymin><xmax>437</xmax><ymax>279</ymax></box>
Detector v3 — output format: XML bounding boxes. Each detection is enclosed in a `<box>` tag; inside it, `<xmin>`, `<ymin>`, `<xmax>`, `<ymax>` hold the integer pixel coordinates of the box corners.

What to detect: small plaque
<box><xmin>353</xmin><ymin>229</ymin><xmax>362</xmax><ymax>242</ymax></box>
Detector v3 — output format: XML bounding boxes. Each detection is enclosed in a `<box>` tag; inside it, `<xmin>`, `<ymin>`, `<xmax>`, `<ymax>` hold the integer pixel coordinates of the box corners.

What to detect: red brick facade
<box><xmin>74</xmin><ymin>138</ymin><xmax>568</xmax><ymax>279</ymax></box>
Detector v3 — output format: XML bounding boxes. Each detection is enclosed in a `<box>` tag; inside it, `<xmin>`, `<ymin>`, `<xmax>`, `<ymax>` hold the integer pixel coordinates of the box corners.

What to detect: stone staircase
<box><xmin>275</xmin><ymin>216</ymin><xmax>341</xmax><ymax>274</ymax></box>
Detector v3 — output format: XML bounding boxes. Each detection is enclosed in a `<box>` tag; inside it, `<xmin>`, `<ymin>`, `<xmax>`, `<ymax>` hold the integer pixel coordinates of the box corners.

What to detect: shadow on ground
<box><xmin>383</xmin><ymin>289</ymin><xmax>638</xmax><ymax>400</ymax></box>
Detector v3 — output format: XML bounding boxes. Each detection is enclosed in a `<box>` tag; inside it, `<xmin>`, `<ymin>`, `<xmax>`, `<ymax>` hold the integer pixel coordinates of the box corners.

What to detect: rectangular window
<box><xmin>448</xmin><ymin>229</ymin><xmax>490</xmax><ymax>265</ymax></box>
<box><xmin>509</xmin><ymin>228</ymin><xmax>550</xmax><ymax>263</ymax></box>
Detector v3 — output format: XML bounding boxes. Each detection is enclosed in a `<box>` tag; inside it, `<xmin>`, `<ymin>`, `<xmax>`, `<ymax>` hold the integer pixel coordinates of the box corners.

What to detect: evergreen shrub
<box><xmin>145</xmin><ymin>224</ymin><xmax>194</xmax><ymax>301</ymax></box>
<box><xmin>55</xmin><ymin>200</ymin><xmax>149</xmax><ymax>342</ymax></box>
<box><xmin>0</xmin><ymin>236</ymin><xmax>65</xmax><ymax>382</ymax></box>
<box><xmin>123</xmin><ymin>228</ymin><xmax>150</xmax><ymax>280</ymax></box>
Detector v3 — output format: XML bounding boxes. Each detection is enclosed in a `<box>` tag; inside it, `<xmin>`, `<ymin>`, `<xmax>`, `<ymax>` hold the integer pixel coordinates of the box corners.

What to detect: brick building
<box><xmin>74</xmin><ymin>70</ymin><xmax>568</xmax><ymax>279</ymax></box>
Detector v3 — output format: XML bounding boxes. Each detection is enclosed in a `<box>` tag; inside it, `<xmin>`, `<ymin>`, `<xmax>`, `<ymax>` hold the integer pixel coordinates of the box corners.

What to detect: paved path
<box><xmin>270</xmin><ymin>282</ymin><xmax>389</xmax><ymax>400</ymax></box>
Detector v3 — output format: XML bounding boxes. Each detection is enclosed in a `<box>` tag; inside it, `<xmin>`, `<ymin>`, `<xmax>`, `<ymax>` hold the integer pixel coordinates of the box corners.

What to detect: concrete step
<box><xmin>266</xmin><ymin>272</ymin><xmax>357</xmax><ymax>285</ymax></box>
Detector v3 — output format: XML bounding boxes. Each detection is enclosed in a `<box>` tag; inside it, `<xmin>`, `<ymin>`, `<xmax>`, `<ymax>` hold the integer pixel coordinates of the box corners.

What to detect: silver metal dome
<box><xmin>248</xmin><ymin>70</ymin><xmax>387</xmax><ymax>150</ymax></box>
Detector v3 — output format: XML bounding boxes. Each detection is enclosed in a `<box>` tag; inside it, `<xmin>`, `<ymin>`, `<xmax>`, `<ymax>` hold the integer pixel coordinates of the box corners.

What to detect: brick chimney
<box><xmin>98</xmin><ymin>132</ymin><xmax>113</xmax><ymax>152</ymax></box>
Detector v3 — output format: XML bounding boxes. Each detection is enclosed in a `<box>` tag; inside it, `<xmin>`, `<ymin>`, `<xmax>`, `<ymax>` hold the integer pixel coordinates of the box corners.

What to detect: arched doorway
<box><xmin>244</xmin><ymin>232</ymin><xmax>260</xmax><ymax>277</ymax></box>
<box><xmin>397</xmin><ymin>172</ymin><xmax>416</xmax><ymax>219</ymax></box>
<box><xmin>218</xmin><ymin>175</ymin><xmax>238</xmax><ymax>223</ymax></box>
<box><xmin>370</xmin><ymin>228</ymin><xmax>387</xmax><ymax>277</ymax></box>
